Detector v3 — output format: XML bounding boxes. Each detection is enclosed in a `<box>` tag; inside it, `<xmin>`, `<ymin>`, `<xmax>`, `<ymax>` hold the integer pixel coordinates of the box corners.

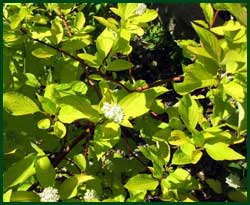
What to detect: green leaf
<box><xmin>132</xmin><ymin>9</ymin><xmax>158</xmax><ymax>23</ymax></box>
<box><xmin>30</xmin><ymin>142</ymin><xmax>45</xmax><ymax>155</ymax></box>
<box><xmin>96</xmin><ymin>28</ymin><xmax>116</xmax><ymax>62</ymax></box>
<box><xmin>36</xmin><ymin>94</ymin><xmax>58</xmax><ymax>115</ymax></box>
<box><xmin>192</xmin><ymin>23</ymin><xmax>221</xmax><ymax>62</ymax></box>
<box><xmin>200</xmin><ymin>3</ymin><xmax>214</xmax><ymax>25</ymax></box>
<box><xmin>193</xmin><ymin>20</ymin><xmax>209</xmax><ymax>29</ymax></box>
<box><xmin>174</xmin><ymin>61</ymin><xmax>218</xmax><ymax>95</ymax></box>
<box><xmin>237</xmin><ymin>102</ymin><xmax>246</xmax><ymax>132</ymax></box>
<box><xmin>44</xmin><ymin>81</ymin><xmax>88</xmax><ymax>101</ymax></box>
<box><xmin>77</xmin><ymin>53</ymin><xmax>99</xmax><ymax>68</ymax></box>
<box><xmin>3</xmin><ymin>189</ymin><xmax>12</xmax><ymax>202</ymax></box>
<box><xmin>185</xmin><ymin>45</ymin><xmax>214</xmax><ymax>60</ymax></box>
<box><xmin>58</xmin><ymin>95</ymin><xmax>100</xmax><ymax>123</ymax></box>
<box><xmin>119</xmin><ymin>92</ymin><xmax>147</xmax><ymax>118</ymax></box>
<box><xmin>172</xmin><ymin>149</ymin><xmax>193</xmax><ymax>165</ymax></box>
<box><xmin>32</xmin><ymin>14</ymin><xmax>49</xmax><ymax>25</ymax></box>
<box><xmin>119</xmin><ymin>87</ymin><xmax>167</xmax><ymax>118</ymax></box>
<box><xmin>75</xmin><ymin>12</ymin><xmax>85</xmax><ymax>30</ymax></box>
<box><xmin>164</xmin><ymin>168</ymin><xmax>198</xmax><ymax>191</ymax></box>
<box><xmin>140</xmin><ymin>142</ymin><xmax>170</xmax><ymax>178</ymax></box>
<box><xmin>127</xmin><ymin>190</ymin><xmax>147</xmax><ymax>202</ymax></box>
<box><xmin>61</xmin><ymin>38</ymin><xmax>91</xmax><ymax>52</ymax></box>
<box><xmin>32</xmin><ymin>46</ymin><xmax>57</xmax><ymax>58</ymax></box>
<box><xmin>119</xmin><ymin>118</ymin><xmax>133</xmax><ymax>128</ymax></box>
<box><xmin>106</xmin><ymin>59</ymin><xmax>134</xmax><ymax>71</ymax></box>
<box><xmin>9</xmin><ymin>7</ymin><xmax>28</xmax><ymax>29</ymax></box>
<box><xmin>94</xmin><ymin>16</ymin><xmax>118</xmax><ymax>32</ymax></box>
<box><xmin>10</xmin><ymin>191</ymin><xmax>40</xmax><ymax>202</ymax></box>
<box><xmin>172</xmin><ymin>143</ymin><xmax>202</xmax><ymax>165</ymax></box>
<box><xmin>117</xmin><ymin>3</ymin><xmax>138</xmax><ymax>19</ymax></box>
<box><xmin>37</xmin><ymin>118</ymin><xmax>51</xmax><ymax>130</ymax></box>
<box><xmin>73</xmin><ymin>154</ymin><xmax>86</xmax><ymax>172</ymax></box>
<box><xmin>24</xmin><ymin>73</ymin><xmax>41</xmax><ymax>88</ymax></box>
<box><xmin>3</xmin><ymin>153</ymin><xmax>36</xmax><ymax>190</ymax></box>
<box><xmin>213</xmin><ymin>3</ymin><xmax>246</xmax><ymax>27</ymax></box>
<box><xmin>3</xmin><ymin>92</ymin><xmax>40</xmax><ymax>116</ymax></box>
<box><xmin>206</xmin><ymin>178</ymin><xmax>222</xmax><ymax>194</ymax></box>
<box><xmin>53</xmin><ymin>121</ymin><xmax>67</xmax><ymax>138</ymax></box>
<box><xmin>71</xmin><ymin>81</ymin><xmax>88</xmax><ymax>94</ymax></box>
<box><xmin>139</xmin><ymin>145</ymin><xmax>162</xmax><ymax>178</ymax></box>
<box><xmin>178</xmin><ymin>94</ymin><xmax>200</xmax><ymax>131</ymax></box>
<box><xmin>124</xmin><ymin>174</ymin><xmax>159</xmax><ymax>191</ymax></box>
<box><xmin>223</xmin><ymin>81</ymin><xmax>245</xmax><ymax>103</ymax></box>
<box><xmin>31</xmin><ymin>143</ymin><xmax>56</xmax><ymax>188</ymax></box>
<box><xmin>93</xmin><ymin>122</ymin><xmax>121</xmax><ymax>160</ymax></box>
<box><xmin>59</xmin><ymin>174</ymin><xmax>94</xmax><ymax>200</ymax></box>
<box><xmin>30</xmin><ymin>26</ymin><xmax>52</xmax><ymax>40</ymax></box>
<box><xmin>35</xmin><ymin>156</ymin><xmax>56</xmax><ymax>188</ymax></box>
<box><xmin>51</xmin><ymin>17</ymin><xmax>64</xmax><ymax>45</ymax></box>
<box><xmin>168</xmin><ymin>130</ymin><xmax>190</xmax><ymax>146</ymax></box>
<box><xmin>227</xmin><ymin>190</ymin><xmax>247</xmax><ymax>202</ymax></box>
<box><xmin>88</xmin><ymin>74</ymin><xmax>104</xmax><ymax>81</ymax></box>
<box><xmin>113</xmin><ymin>28</ymin><xmax>132</xmax><ymax>55</ymax></box>
<box><xmin>205</xmin><ymin>143</ymin><xmax>245</xmax><ymax>160</ymax></box>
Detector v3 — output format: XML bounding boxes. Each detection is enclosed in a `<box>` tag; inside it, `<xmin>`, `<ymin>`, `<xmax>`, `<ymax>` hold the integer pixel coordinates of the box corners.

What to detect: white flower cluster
<box><xmin>102</xmin><ymin>102</ymin><xmax>124</xmax><ymax>123</ymax></box>
<box><xmin>225</xmin><ymin>173</ymin><xmax>241</xmax><ymax>189</ymax></box>
<box><xmin>38</xmin><ymin>187</ymin><xmax>60</xmax><ymax>202</ymax></box>
<box><xmin>135</xmin><ymin>3</ymin><xmax>147</xmax><ymax>16</ymax></box>
<box><xmin>83</xmin><ymin>189</ymin><xmax>97</xmax><ymax>201</ymax></box>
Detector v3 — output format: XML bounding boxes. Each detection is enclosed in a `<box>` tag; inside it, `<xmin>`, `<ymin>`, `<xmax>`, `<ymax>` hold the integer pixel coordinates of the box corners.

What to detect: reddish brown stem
<box><xmin>210</xmin><ymin>10</ymin><xmax>219</xmax><ymax>28</ymax></box>
<box><xmin>20</xmin><ymin>28</ymin><xmax>183</xmax><ymax>94</ymax></box>
<box><xmin>122</xmin><ymin>131</ymin><xmax>147</xmax><ymax>167</ymax></box>
<box><xmin>58</xmin><ymin>7</ymin><xmax>72</xmax><ymax>37</ymax></box>
<box><xmin>52</xmin><ymin>133</ymin><xmax>86</xmax><ymax>167</ymax></box>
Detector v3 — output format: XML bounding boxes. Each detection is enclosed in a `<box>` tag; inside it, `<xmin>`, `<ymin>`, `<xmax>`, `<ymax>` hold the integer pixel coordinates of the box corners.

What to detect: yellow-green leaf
<box><xmin>205</xmin><ymin>143</ymin><xmax>245</xmax><ymax>160</ymax></box>
<box><xmin>59</xmin><ymin>174</ymin><xmax>94</xmax><ymax>200</ymax></box>
<box><xmin>32</xmin><ymin>47</ymin><xmax>57</xmax><ymax>58</ymax></box>
<box><xmin>37</xmin><ymin>118</ymin><xmax>51</xmax><ymax>130</ymax></box>
<box><xmin>206</xmin><ymin>178</ymin><xmax>222</xmax><ymax>194</ymax></box>
<box><xmin>124</xmin><ymin>174</ymin><xmax>159</xmax><ymax>191</ymax></box>
<box><xmin>106</xmin><ymin>59</ymin><xmax>134</xmax><ymax>71</ymax></box>
<box><xmin>4</xmin><ymin>92</ymin><xmax>40</xmax><ymax>116</ymax></box>
<box><xmin>54</xmin><ymin>121</ymin><xmax>66</xmax><ymax>138</ymax></box>
<box><xmin>10</xmin><ymin>191</ymin><xmax>40</xmax><ymax>202</ymax></box>
<box><xmin>168</xmin><ymin>130</ymin><xmax>190</xmax><ymax>146</ymax></box>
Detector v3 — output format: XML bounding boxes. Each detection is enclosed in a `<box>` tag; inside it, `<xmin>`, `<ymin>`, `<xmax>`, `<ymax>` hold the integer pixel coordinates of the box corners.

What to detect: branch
<box><xmin>27</xmin><ymin>129</ymin><xmax>89</xmax><ymax>191</ymax></box>
<box><xmin>20</xmin><ymin>28</ymin><xmax>183</xmax><ymax>94</ymax></box>
<box><xmin>121</xmin><ymin>130</ymin><xmax>148</xmax><ymax>168</ymax></box>
<box><xmin>135</xmin><ymin>76</ymin><xmax>184</xmax><ymax>91</ymax></box>
<box><xmin>52</xmin><ymin>132</ymin><xmax>86</xmax><ymax>167</ymax></box>
<box><xmin>210</xmin><ymin>10</ymin><xmax>219</xmax><ymax>28</ymax></box>
<box><xmin>57</xmin><ymin>7</ymin><xmax>72</xmax><ymax>37</ymax></box>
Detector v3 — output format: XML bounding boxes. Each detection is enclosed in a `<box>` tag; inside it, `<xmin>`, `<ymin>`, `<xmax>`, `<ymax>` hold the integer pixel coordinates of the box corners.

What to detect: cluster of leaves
<box><xmin>3</xmin><ymin>3</ymin><xmax>247</xmax><ymax>202</ymax></box>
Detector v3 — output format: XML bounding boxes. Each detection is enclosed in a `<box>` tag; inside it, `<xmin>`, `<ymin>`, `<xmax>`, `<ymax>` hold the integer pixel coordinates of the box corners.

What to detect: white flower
<box><xmin>225</xmin><ymin>174</ymin><xmax>241</xmax><ymax>189</ymax></box>
<box><xmin>135</xmin><ymin>3</ymin><xmax>147</xmax><ymax>16</ymax></box>
<box><xmin>83</xmin><ymin>189</ymin><xmax>97</xmax><ymax>201</ymax></box>
<box><xmin>38</xmin><ymin>187</ymin><xmax>60</xmax><ymax>202</ymax></box>
<box><xmin>101</xmin><ymin>102</ymin><xmax>124</xmax><ymax>123</ymax></box>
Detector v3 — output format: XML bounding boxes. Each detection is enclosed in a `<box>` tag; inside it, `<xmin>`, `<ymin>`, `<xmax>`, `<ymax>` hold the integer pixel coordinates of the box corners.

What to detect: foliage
<box><xmin>3</xmin><ymin>3</ymin><xmax>247</xmax><ymax>202</ymax></box>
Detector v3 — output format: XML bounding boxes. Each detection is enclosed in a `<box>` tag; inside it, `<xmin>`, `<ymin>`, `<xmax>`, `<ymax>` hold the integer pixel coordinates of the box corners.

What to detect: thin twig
<box><xmin>121</xmin><ymin>131</ymin><xmax>148</xmax><ymax>167</ymax></box>
<box><xmin>52</xmin><ymin>133</ymin><xmax>86</xmax><ymax>167</ymax></box>
<box><xmin>57</xmin><ymin>7</ymin><xmax>72</xmax><ymax>37</ymax></box>
<box><xmin>135</xmin><ymin>76</ymin><xmax>183</xmax><ymax>91</ymax></box>
<box><xmin>20</xmin><ymin>28</ymin><xmax>183</xmax><ymax>94</ymax></box>
<box><xmin>87</xmin><ymin>78</ymin><xmax>102</xmax><ymax>100</ymax></box>
<box><xmin>27</xmin><ymin>131</ymin><xmax>88</xmax><ymax>191</ymax></box>
<box><xmin>210</xmin><ymin>10</ymin><xmax>219</xmax><ymax>28</ymax></box>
